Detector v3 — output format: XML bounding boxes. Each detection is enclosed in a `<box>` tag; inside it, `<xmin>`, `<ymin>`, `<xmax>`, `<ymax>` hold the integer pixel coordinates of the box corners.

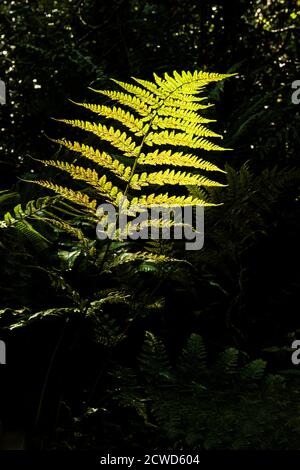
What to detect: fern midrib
<box><xmin>123</xmin><ymin>76</ymin><xmax>205</xmax><ymax>197</ymax></box>
<box><xmin>123</xmin><ymin>114</ymin><xmax>155</xmax><ymax>197</ymax></box>
<box><xmin>101</xmin><ymin>79</ymin><xmax>198</xmax><ymax>270</ymax></box>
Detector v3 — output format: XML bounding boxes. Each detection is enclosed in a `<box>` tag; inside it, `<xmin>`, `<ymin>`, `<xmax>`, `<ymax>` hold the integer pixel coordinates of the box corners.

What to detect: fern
<box><xmin>214</xmin><ymin>347</ymin><xmax>240</xmax><ymax>380</ymax></box>
<box><xmin>0</xmin><ymin>195</ymin><xmax>61</xmax><ymax>249</ymax></box>
<box><xmin>6</xmin><ymin>307</ymin><xmax>80</xmax><ymax>330</ymax></box>
<box><xmin>178</xmin><ymin>333</ymin><xmax>207</xmax><ymax>380</ymax></box>
<box><xmin>33</xmin><ymin>70</ymin><xmax>234</xmax><ymax>239</ymax></box>
<box><xmin>0</xmin><ymin>195</ymin><xmax>59</xmax><ymax>229</ymax></box>
<box><xmin>0</xmin><ymin>194</ymin><xmax>95</xmax><ymax>251</ymax></box>
<box><xmin>240</xmin><ymin>359</ymin><xmax>267</xmax><ymax>383</ymax></box>
<box><xmin>138</xmin><ymin>331</ymin><xmax>173</xmax><ymax>382</ymax></box>
<box><xmin>113</xmin><ymin>332</ymin><xmax>294</xmax><ymax>449</ymax></box>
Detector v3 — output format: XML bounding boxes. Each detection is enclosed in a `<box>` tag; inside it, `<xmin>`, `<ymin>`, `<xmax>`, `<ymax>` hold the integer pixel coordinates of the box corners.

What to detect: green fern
<box><xmin>0</xmin><ymin>195</ymin><xmax>59</xmax><ymax>228</ymax></box>
<box><xmin>240</xmin><ymin>359</ymin><xmax>267</xmax><ymax>383</ymax></box>
<box><xmin>0</xmin><ymin>194</ymin><xmax>95</xmax><ymax>250</ymax></box>
<box><xmin>112</xmin><ymin>332</ymin><xmax>294</xmax><ymax>449</ymax></box>
<box><xmin>33</xmin><ymin>70</ymin><xmax>234</xmax><ymax>240</ymax></box>
<box><xmin>214</xmin><ymin>347</ymin><xmax>240</xmax><ymax>379</ymax></box>
<box><xmin>178</xmin><ymin>333</ymin><xmax>207</xmax><ymax>380</ymax></box>
<box><xmin>138</xmin><ymin>331</ymin><xmax>173</xmax><ymax>382</ymax></box>
<box><xmin>0</xmin><ymin>195</ymin><xmax>60</xmax><ymax>249</ymax></box>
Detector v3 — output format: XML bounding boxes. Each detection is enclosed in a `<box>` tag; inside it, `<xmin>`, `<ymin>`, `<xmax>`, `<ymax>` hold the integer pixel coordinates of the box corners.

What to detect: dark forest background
<box><xmin>0</xmin><ymin>0</ymin><xmax>300</xmax><ymax>451</ymax></box>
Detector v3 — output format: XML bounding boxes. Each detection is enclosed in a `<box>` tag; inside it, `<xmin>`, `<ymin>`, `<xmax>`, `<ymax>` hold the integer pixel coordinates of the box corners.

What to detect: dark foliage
<box><xmin>0</xmin><ymin>0</ymin><xmax>300</xmax><ymax>451</ymax></box>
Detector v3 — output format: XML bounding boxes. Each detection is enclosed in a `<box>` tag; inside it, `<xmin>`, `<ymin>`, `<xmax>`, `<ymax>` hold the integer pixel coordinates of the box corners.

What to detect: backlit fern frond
<box><xmin>151</xmin><ymin>116</ymin><xmax>222</xmax><ymax>136</ymax></box>
<box><xmin>0</xmin><ymin>195</ymin><xmax>59</xmax><ymax>228</ymax></box>
<box><xmin>34</xmin><ymin>69</ymin><xmax>235</xmax><ymax>240</ymax></box>
<box><xmin>41</xmin><ymin>161</ymin><xmax>126</xmax><ymax>199</ymax></box>
<box><xmin>137</xmin><ymin>150</ymin><xmax>226</xmax><ymax>172</ymax></box>
<box><xmin>55</xmin><ymin>119</ymin><xmax>140</xmax><ymax>157</ymax></box>
<box><xmin>144</xmin><ymin>130</ymin><xmax>228</xmax><ymax>150</ymax></box>
<box><xmin>129</xmin><ymin>169</ymin><xmax>226</xmax><ymax>189</ymax></box>
<box><xmin>0</xmin><ymin>195</ymin><xmax>62</xmax><ymax>249</ymax></box>
<box><xmin>101</xmin><ymin>250</ymin><xmax>172</xmax><ymax>274</ymax></box>
<box><xmin>90</xmin><ymin>89</ymin><xmax>152</xmax><ymax>117</ymax></box>
<box><xmin>35</xmin><ymin>180</ymin><xmax>111</xmax><ymax>208</ymax></box>
<box><xmin>70</xmin><ymin>102</ymin><xmax>147</xmax><ymax>136</ymax></box>
<box><xmin>49</xmin><ymin>139</ymin><xmax>133</xmax><ymax>179</ymax></box>
<box><xmin>129</xmin><ymin>193</ymin><xmax>217</xmax><ymax>207</ymax></box>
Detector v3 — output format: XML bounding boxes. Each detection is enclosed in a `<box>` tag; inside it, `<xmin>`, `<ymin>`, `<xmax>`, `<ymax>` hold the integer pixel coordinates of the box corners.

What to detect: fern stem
<box><xmin>99</xmin><ymin>114</ymin><xmax>156</xmax><ymax>272</ymax></box>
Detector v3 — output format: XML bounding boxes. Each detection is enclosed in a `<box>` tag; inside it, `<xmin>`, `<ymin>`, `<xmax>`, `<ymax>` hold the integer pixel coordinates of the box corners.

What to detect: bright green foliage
<box><xmin>0</xmin><ymin>193</ymin><xmax>59</xmax><ymax>250</ymax></box>
<box><xmin>0</xmin><ymin>192</ymin><xmax>91</xmax><ymax>250</ymax></box>
<box><xmin>35</xmin><ymin>70</ymin><xmax>234</xmax><ymax>217</ymax></box>
<box><xmin>0</xmin><ymin>194</ymin><xmax>58</xmax><ymax>229</ymax></box>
